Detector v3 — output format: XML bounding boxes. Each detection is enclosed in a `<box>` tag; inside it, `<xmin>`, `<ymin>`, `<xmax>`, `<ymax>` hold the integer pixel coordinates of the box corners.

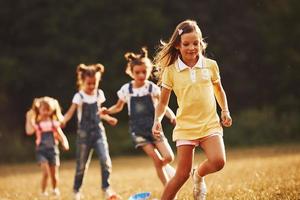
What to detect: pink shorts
<box><xmin>176</xmin><ymin>133</ymin><xmax>221</xmax><ymax>147</ymax></box>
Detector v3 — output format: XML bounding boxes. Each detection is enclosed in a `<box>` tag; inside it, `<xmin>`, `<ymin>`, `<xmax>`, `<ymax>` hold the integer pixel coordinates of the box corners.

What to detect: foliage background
<box><xmin>0</xmin><ymin>0</ymin><xmax>299</xmax><ymax>162</ymax></box>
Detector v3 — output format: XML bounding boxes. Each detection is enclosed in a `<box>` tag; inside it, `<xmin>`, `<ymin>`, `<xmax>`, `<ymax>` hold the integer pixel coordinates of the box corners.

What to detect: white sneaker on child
<box><xmin>52</xmin><ymin>188</ymin><xmax>60</xmax><ymax>196</ymax></box>
<box><xmin>103</xmin><ymin>187</ymin><xmax>120</xmax><ymax>200</ymax></box>
<box><xmin>164</xmin><ymin>164</ymin><xmax>176</xmax><ymax>179</ymax></box>
<box><xmin>39</xmin><ymin>191</ymin><xmax>49</xmax><ymax>199</ymax></box>
<box><xmin>73</xmin><ymin>191</ymin><xmax>81</xmax><ymax>200</ymax></box>
<box><xmin>192</xmin><ymin>169</ymin><xmax>207</xmax><ymax>200</ymax></box>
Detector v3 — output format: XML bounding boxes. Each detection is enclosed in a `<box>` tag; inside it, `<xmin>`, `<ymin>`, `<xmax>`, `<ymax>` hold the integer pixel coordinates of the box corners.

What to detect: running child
<box><xmin>62</xmin><ymin>63</ymin><xmax>119</xmax><ymax>200</ymax></box>
<box><xmin>101</xmin><ymin>47</ymin><xmax>176</xmax><ymax>186</ymax></box>
<box><xmin>152</xmin><ymin>19</ymin><xmax>232</xmax><ymax>200</ymax></box>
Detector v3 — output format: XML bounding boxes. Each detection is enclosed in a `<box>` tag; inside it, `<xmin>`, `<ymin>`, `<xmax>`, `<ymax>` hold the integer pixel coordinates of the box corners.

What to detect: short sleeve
<box><xmin>72</xmin><ymin>93</ymin><xmax>82</xmax><ymax>105</ymax></box>
<box><xmin>161</xmin><ymin>67</ymin><xmax>173</xmax><ymax>90</ymax></box>
<box><xmin>211</xmin><ymin>61</ymin><xmax>221</xmax><ymax>83</ymax></box>
<box><xmin>117</xmin><ymin>84</ymin><xmax>129</xmax><ymax>103</ymax></box>
<box><xmin>98</xmin><ymin>89</ymin><xmax>106</xmax><ymax>104</ymax></box>
<box><xmin>151</xmin><ymin>83</ymin><xmax>161</xmax><ymax>97</ymax></box>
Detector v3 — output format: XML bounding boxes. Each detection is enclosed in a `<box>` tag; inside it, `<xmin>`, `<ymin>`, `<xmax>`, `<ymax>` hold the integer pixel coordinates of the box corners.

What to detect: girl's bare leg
<box><xmin>155</xmin><ymin>139</ymin><xmax>175</xmax><ymax>165</ymax></box>
<box><xmin>40</xmin><ymin>162</ymin><xmax>50</xmax><ymax>193</ymax></box>
<box><xmin>161</xmin><ymin>145</ymin><xmax>195</xmax><ymax>200</ymax></box>
<box><xmin>49</xmin><ymin>165</ymin><xmax>59</xmax><ymax>189</ymax></box>
<box><xmin>142</xmin><ymin>144</ymin><xmax>169</xmax><ymax>185</ymax></box>
<box><xmin>197</xmin><ymin>135</ymin><xmax>226</xmax><ymax>177</ymax></box>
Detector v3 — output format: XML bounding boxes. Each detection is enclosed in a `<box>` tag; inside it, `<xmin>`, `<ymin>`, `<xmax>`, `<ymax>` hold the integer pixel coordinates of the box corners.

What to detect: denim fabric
<box><xmin>128</xmin><ymin>83</ymin><xmax>161</xmax><ymax>147</ymax></box>
<box><xmin>73</xmin><ymin>100</ymin><xmax>112</xmax><ymax>192</ymax></box>
<box><xmin>128</xmin><ymin>83</ymin><xmax>154</xmax><ymax>137</ymax></box>
<box><xmin>79</xmin><ymin>101</ymin><xmax>101</xmax><ymax>131</ymax></box>
<box><xmin>36</xmin><ymin>131</ymin><xmax>60</xmax><ymax>165</ymax></box>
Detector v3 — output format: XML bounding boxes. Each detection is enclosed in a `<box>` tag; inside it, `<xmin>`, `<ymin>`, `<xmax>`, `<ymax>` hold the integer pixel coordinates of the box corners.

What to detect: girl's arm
<box><xmin>62</xmin><ymin>103</ymin><xmax>77</xmax><ymax>126</ymax></box>
<box><xmin>101</xmin><ymin>99</ymin><xmax>125</xmax><ymax>115</ymax></box>
<box><xmin>213</xmin><ymin>81</ymin><xmax>232</xmax><ymax>127</ymax></box>
<box><xmin>100</xmin><ymin>114</ymin><xmax>118</xmax><ymax>126</ymax></box>
<box><xmin>164</xmin><ymin>107</ymin><xmax>176</xmax><ymax>125</ymax></box>
<box><xmin>154</xmin><ymin>93</ymin><xmax>176</xmax><ymax>125</ymax></box>
<box><xmin>56</xmin><ymin>127</ymin><xmax>70</xmax><ymax>151</ymax></box>
<box><xmin>152</xmin><ymin>87</ymin><xmax>172</xmax><ymax>137</ymax></box>
<box><xmin>25</xmin><ymin>110</ymin><xmax>36</xmax><ymax>135</ymax></box>
<box><xmin>155</xmin><ymin>95</ymin><xmax>176</xmax><ymax>125</ymax></box>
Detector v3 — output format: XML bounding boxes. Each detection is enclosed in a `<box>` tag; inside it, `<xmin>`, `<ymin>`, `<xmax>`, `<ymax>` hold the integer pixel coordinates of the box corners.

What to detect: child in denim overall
<box><xmin>153</xmin><ymin>19</ymin><xmax>232</xmax><ymax>200</ymax></box>
<box><xmin>63</xmin><ymin>63</ymin><xmax>119</xmax><ymax>200</ymax></box>
<box><xmin>25</xmin><ymin>96</ymin><xmax>69</xmax><ymax>197</ymax></box>
<box><xmin>102</xmin><ymin>48</ymin><xmax>177</xmax><ymax>186</ymax></box>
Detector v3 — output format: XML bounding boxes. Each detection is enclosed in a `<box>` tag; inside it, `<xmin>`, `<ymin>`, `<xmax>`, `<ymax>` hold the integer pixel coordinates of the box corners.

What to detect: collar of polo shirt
<box><xmin>177</xmin><ymin>55</ymin><xmax>204</xmax><ymax>72</ymax></box>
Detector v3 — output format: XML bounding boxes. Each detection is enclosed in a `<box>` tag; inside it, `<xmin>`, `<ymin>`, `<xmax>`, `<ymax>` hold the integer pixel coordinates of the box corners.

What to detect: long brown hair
<box><xmin>153</xmin><ymin>19</ymin><xmax>207</xmax><ymax>84</ymax></box>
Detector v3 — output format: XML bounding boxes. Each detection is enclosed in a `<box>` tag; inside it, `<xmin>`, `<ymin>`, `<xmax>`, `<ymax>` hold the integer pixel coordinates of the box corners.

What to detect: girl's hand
<box><xmin>170</xmin><ymin>117</ymin><xmax>176</xmax><ymax>126</ymax></box>
<box><xmin>99</xmin><ymin>107</ymin><xmax>109</xmax><ymax>115</ymax></box>
<box><xmin>221</xmin><ymin>111</ymin><xmax>232</xmax><ymax>127</ymax></box>
<box><xmin>62</xmin><ymin>141</ymin><xmax>70</xmax><ymax>151</ymax></box>
<box><xmin>152</xmin><ymin>120</ymin><xmax>162</xmax><ymax>138</ymax></box>
<box><xmin>107</xmin><ymin>116</ymin><xmax>118</xmax><ymax>126</ymax></box>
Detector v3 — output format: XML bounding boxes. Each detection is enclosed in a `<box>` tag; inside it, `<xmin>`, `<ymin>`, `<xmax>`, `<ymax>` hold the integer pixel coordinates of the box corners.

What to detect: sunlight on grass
<box><xmin>0</xmin><ymin>145</ymin><xmax>299</xmax><ymax>199</ymax></box>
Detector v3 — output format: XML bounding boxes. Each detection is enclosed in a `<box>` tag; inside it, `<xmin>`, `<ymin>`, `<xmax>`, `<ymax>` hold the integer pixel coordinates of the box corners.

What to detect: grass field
<box><xmin>0</xmin><ymin>145</ymin><xmax>300</xmax><ymax>200</ymax></box>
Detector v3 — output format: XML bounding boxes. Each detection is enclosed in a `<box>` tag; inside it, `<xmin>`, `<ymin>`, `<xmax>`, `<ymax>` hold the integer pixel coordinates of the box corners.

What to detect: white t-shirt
<box><xmin>117</xmin><ymin>80</ymin><xmax>160</xmax><ymax>115</ymax></box>
<box><xmin>72</xmin><ymin>89</ymin><xmax>105</xmax><ymax>122</ymax></box>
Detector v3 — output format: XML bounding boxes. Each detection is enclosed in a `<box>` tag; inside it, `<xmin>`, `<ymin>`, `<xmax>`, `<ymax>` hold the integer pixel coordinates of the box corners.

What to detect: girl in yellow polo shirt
<box><xmin>152</xmin><ymin>19</ymin><xmax>232</xmax><ymax>200</ymax></box>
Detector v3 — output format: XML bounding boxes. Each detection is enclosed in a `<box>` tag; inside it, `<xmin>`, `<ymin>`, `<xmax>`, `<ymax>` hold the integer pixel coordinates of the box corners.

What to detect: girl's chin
<box><xmin>85</xmin><ymin>90</ymin><xmax>94</xmax><ymax>95</ymax></box>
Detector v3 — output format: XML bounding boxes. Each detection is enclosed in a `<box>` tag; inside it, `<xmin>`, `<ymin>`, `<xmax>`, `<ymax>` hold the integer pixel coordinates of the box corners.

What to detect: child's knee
<box><xmin>212</xmin><ymin>157</ymin><xmax>226</xmax><ymax>171</ymax></box>
<box><xmin>164</xmin><ymin>154</ymin><xmax>174</xmax><ymax>164</ymax></box>
<box><xmin>42</xmin><ymin>171</ymin><xmax>49</xmax><ymax>179</ymax></box>
<box><xmin>153</xmin><ymin>158</ymin><xmax>164</xmax><ymax>168</ymax></box>
<box><xmin>100</xmin><ymin>158</ymin><xmax>112</xmax><ymax>171</ymax></box>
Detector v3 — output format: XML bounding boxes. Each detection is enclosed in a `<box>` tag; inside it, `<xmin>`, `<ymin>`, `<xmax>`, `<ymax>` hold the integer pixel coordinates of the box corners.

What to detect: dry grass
<box><xmin>0</xmin><ymin>145</ymin><xmax>300</xmax><ymax>200</ymax></box>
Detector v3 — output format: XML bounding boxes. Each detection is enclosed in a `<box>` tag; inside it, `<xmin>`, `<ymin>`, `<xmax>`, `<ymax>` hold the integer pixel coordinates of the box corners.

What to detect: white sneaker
<box><xmin>41</xmin><ymin>191</ymin><xmax>49</xmax><ymax>196</ymax></box>
<box><xmin>39</xmin><ymin>191</ymin><xmax>49</xmax><ymax>199</ymax></box>
<box><xmin>52</xmin><ymin>188</ymin><xmax>60</xmax><ymax>196</ymax></box>
<box><xmin>164</xmin><ymin>164</ymin><xmax>176</xmax><ymax>179</ymax></box>
<box><xmin>103</xmin><ymin>187</ymin><xmax>120</xmax><ymax>200</ymax></box>
<box><xmin>73</xmin><ymin>191</ymin><xmax>81</xmax><ymax>200</ymax></box>
<box><xmin>192</xmin><ymin>169</ymin><xmax>207</xmax><ymax>200</ymax></box>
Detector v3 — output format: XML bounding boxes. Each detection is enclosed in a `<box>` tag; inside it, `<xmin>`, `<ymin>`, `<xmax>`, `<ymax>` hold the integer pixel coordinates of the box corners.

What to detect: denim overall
<box><xmin>36</xmin><ymin>122</ymin><xmax>59</xmax><ymax>165</ymax></box>
<box><xmin>73</xmin><ymin>91</ymin><xmax>112</xmax><ymax>192</ymax></box>
<box><xmin>128</xmin><ymin>82</ymin><xmax>158</xmax><ymax>147</ymax></box>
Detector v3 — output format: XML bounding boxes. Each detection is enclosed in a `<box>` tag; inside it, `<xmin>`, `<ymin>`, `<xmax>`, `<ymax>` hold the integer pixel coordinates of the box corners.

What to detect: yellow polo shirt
<box><xmin>162</xmin><ymin>56</ymin><xmax>223</xmax><ymax>141</ymax></box>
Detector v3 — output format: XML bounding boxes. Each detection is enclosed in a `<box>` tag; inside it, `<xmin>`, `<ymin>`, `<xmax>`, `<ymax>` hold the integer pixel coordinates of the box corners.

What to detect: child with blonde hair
<box><xmin>101</xmin><ymin>47</ymin><xmax>176</xmax><ymax>186</ymax></box>
<box><xmin>63</xmin><ymin>63</ymin><xmax>119</xmax><ymax>200</ymax></box>
<box><xmin>25</xmin><ymin>96</ymin><xmax>69</xmax><ymax>197</ymax></box>
<box><xmin>152</xmin><ymin>19</ymin><xmax>232</xmax><ymax>200</ymax></box>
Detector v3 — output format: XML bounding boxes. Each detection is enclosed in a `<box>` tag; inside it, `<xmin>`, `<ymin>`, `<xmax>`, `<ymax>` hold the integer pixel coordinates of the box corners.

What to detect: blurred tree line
<box><xmin>0</xmin><ymin>0</ymin><xmax>299</xmax><ymax>162</ymax></box>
